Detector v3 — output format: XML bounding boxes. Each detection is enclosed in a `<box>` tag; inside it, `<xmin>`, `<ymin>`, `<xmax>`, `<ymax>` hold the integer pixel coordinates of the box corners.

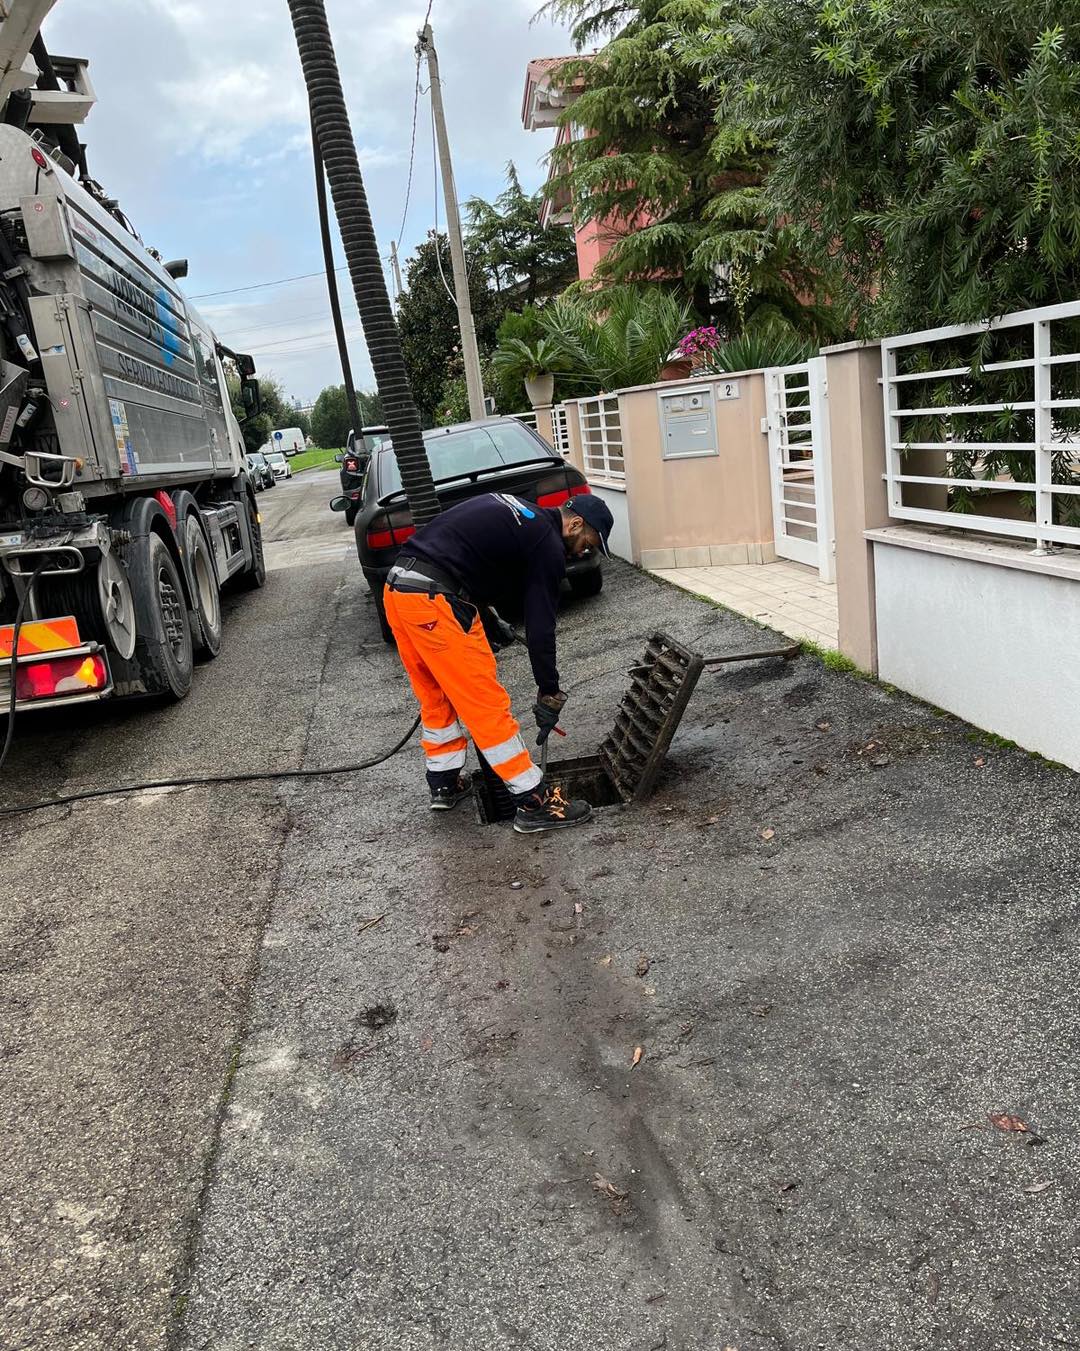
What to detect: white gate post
<box><xmin>808</xmin><ymin>356</ymin><xmax>835</xmax><ymax>583</ymax></box>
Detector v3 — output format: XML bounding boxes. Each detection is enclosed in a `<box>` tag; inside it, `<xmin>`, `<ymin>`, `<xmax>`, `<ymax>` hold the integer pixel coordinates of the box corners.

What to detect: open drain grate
<box><xmin>600</xmin><ymin>631</ymin><xmax>705</xmax><ymax>802</ymax></box>
<box><xmin>474</xmin><ymin>630</ymin><xmax>706</xmax><ymax>824</ymax></box>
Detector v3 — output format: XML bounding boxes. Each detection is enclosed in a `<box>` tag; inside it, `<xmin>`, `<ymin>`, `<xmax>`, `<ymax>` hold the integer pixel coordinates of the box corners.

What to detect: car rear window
<box><xmin>376</xmin><ymin>422</ymin><xmax>552</xmax><ymax>498</ymax></box>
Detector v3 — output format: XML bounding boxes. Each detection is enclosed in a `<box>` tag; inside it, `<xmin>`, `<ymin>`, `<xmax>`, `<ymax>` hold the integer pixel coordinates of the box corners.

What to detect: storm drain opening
<box><xmin>474</xmin><ymin>631</ymin><xmax>709</xmax><ymax>825</ymax></box>
<box><xmin>474</xmin><ymin>753</ymin><xmax>622</xmax><ymax>825</ymax></box>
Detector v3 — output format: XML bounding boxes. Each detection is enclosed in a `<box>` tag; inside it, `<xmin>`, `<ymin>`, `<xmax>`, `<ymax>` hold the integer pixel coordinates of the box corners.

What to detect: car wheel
<box><xmin>373</xmin><ymin>583</ymin><xmax>395</xmax><ymax>645</ymax></box>
<box><xmin>128</xmin><ymin>531</ymin><xmax>194</xmax><ymax>700</ymax></box>
<box><xmin>569</xmin><ymin>569</ymin><xmax>603</xmax><ymax>600</ymax></box>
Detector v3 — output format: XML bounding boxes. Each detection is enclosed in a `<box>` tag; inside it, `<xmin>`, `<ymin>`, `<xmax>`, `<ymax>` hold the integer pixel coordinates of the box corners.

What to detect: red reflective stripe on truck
<box><xmin>154</xmin><ymin>490</ymin><xmax>177</xmax><ymax>530</ymax></box>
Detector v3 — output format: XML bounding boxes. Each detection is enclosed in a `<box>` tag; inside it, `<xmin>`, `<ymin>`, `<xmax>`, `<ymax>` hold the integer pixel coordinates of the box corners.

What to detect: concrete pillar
<box><xmin>822</xmin><ymin>341</ymin><xmax>890</xmax><ymax>674</ymax></box>
<box><xmin>533</xmin><ymin>404</ymin><xmax>555</xmax><ymax>448</ymax></box>
<box><xmin>563</xmin><ymin>400</ymin><xmax>585</xmax><ymax>475</ymax></box>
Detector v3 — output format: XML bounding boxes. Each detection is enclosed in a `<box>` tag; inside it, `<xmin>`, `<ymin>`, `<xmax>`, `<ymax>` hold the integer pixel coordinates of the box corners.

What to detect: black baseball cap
<box><xmin>568</xmin><ymin>494</ymin><xmax>614</xmax><ymax>557</ymax></box>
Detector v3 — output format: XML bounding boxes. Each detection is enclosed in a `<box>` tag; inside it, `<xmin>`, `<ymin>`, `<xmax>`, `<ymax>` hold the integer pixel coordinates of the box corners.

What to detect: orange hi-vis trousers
<box><xmin>383</xmin><ymin>587</ymin><xmax>544</xmax><ymax>795</ymax></box>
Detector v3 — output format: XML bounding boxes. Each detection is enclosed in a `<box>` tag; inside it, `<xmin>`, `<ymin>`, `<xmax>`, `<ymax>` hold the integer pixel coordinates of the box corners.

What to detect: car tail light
<box><xmin>344</xmin><ymin>457</ymin><xmax>359</xmax><ymax>472</ymax></box>
<box><xmin>366</xmin><ymin>507</ymin><xmax>415</xmax><ymax>552</ymax></box>
<box><xmin>15</xmin><ymin>652</ymin><xmax>108</xmax><ymax>700</ymax></box>
<box><xmin>535</xmin><ymin>470</ymin><xmax>592</xmax><ymax>509</ymax></box>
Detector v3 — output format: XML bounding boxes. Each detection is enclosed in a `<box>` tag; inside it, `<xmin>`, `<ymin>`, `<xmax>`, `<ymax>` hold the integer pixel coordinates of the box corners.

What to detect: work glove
<box><xmin>533</xmin><ymin>691</ymin><xmax>567</xmax><ymax>745</ymax></box>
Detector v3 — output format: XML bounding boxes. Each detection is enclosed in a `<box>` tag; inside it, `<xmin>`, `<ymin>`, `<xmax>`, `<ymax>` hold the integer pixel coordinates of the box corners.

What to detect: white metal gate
<box><xmin>764</xmin><ymin>357</ymin><xmax>834</xmax><ymax>581</ymax></box>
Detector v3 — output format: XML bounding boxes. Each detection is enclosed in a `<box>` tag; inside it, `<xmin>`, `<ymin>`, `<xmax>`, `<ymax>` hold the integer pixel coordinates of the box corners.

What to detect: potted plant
<box><xmin>676</xmin><ymin>325</ymin><xmax>723</xmax><ymax>377</ymax></box>
<box><xmin>493</xmin><ymin>336</ymin><xmax>564</xmax><ymax>408</ymax></box>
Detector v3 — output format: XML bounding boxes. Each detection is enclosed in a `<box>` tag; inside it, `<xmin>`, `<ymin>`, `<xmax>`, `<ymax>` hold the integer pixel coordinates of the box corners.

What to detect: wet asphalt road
<box><xmin>4</xmin><ymin>468</ymin><xmax>1080</xmax><ymax>1349</ymax></box>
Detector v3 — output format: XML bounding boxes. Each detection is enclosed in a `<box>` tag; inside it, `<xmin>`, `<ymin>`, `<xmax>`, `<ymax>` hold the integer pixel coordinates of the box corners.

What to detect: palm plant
<box><xmin>536</xmin><ymin>288</ymin><xmax>695</xmax><ymax>393</ymax></box>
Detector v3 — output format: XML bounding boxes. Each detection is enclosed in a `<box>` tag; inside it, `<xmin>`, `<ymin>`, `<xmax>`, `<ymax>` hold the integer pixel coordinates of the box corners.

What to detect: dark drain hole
<box><xmin>474</xmin><ymin>755</ymin><xmax>623</xmax><ymax>825</ymax></box>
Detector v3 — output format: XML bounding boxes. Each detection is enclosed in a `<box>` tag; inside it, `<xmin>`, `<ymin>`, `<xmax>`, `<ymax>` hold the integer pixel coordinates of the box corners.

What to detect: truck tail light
<box><xmin>15</xmin><ymin>652</ymin><xmax>108</xmax><ymax>700</ymax></box>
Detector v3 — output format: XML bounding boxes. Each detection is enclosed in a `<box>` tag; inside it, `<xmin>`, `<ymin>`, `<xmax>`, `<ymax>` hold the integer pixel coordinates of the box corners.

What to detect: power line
<box><xmin>246</xmin><ymin>324</ymin><xmax>366</xmax><ymax>353</ymax></box>
<box><xmin>189</xmin><ymin>266</ymin><xmax>349</xmax><ymax>301</ymax></box>
<box><xmin>217</xmin><ymin>306</ymin><xmax>360</xmax><ymax>341</ymax></box>
<box><xmin>431</xmin><ymin>95</ymin><xmax>457</xmax><ymax>305</ymax></box>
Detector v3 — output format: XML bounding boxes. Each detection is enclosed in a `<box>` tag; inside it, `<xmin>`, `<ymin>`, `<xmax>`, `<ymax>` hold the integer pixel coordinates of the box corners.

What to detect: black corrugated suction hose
<box><xmin>287</xmin><ymin>0</ymin><xmax>440</xmax><ymax>526</ymax></box>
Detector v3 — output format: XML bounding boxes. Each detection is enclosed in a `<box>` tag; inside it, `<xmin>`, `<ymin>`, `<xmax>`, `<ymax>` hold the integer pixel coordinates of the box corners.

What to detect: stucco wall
<box><xmin>618</xmin><ymin>373</ymin><xmax>774</xmax><ymax>567</ymax></box>
<box><xmin>873</xmin><ymin>531</ymin><xmax>1080</xmax><ymax>770</ymax></box>
<box><xmin>591</xmin><ymin>485</ymin><xmax>632</xmax><ymax>562</ymax></box>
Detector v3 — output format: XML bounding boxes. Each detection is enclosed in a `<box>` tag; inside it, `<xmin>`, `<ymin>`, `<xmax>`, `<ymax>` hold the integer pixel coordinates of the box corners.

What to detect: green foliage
<box><xmin>536</xmin><ymin>286</ymin><xmax>694</xmax><ymax>392</ymax></box>
<box><xmin>310</xmin><ymin>385</ymin><xmax>382</xmax><ymax>448</ymax></box>
<box><xmin>700</xmin><ymin>0</ymin><xmax>1080</xmax><ymax>332</ymax></box>
<box><xmin>466</xmin><ymin>164</ymin><xmax>578</xmax><ymax>302</ymax></box>
<box><xmin>396</xmin><ymin>232</ymin><xmax>506</xmax><ymax>426</ymax></box>
<box><xmin>227</xmin><ymin>371</ymin><xmax>293</xmax><ymax>453</ymax></box>
<box><xmin>537</xmin><ymin>0</ymin><xmax>835</xmax><ymax>338</ymax></box>
<box><xmin>493</xmin><ymin>306</ymin><xmax>546</xmax><ymax>411</ymax></box>
<box><xmin>492</xmin><ymin>336</ymin><xmax>567</xmax><ymax>384</ymax></box>
<box><xmin>710</xmin><ymin>324</ymin><xmax>816</xmax><ymax>373</ymax></box>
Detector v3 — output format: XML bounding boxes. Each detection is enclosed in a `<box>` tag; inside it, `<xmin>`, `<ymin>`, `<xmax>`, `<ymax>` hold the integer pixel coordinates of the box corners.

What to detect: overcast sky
<box><xmin>43</xmin><ymin>0</ymin><xmax>575</xmax><ymax>407</ymax></box>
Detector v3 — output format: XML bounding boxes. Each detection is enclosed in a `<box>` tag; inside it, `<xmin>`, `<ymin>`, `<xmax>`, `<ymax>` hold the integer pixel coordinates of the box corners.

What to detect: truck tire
<box><xmin>183</xmin><ymin>512</ymin><xmax>223</xmax><ymax>659</ymax></box>
<box><xmin>129</xmin><ymin>531</ymin><xmax>194</xmax><ymax>700</ymax></box>
<box><xmin>237</xmin><ymin>492</ymin><xmax>267</xmax><ymax>591</ymax></box>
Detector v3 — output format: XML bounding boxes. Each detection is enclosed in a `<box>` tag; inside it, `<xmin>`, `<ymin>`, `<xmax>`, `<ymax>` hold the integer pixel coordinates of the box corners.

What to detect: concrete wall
<box><xmin>871</xmin><ymin>528</ymin><xmax>1080</xmax><ymax>771</ymax></box>
<box><xmin>822</xmin><ymin>343</ymin><xmax>891</xmax><ymax>673</ymax></box>
<box><xmin>616</xmin><ymin>372</ymin><xmax>775</xmax><ymax>569</ymax></box>
<box><xmin>592</xmin><ymin>484</ymin><xmax>632</xmax><ymax>561</ymax></box>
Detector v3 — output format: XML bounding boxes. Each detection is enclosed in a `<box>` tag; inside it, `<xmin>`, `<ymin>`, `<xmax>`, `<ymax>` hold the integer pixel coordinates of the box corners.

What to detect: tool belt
<box><xmin>387</xmin><ymin>555</ymin><xmax>472</xmax><ymax>604</ymax></box>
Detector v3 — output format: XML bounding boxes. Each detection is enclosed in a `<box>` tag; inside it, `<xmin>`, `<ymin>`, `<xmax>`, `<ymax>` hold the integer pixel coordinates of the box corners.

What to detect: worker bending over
<box><xmin>383</xmin><ymin>491</ymin><xmax>614</xmax><ymax>833</ymax></box>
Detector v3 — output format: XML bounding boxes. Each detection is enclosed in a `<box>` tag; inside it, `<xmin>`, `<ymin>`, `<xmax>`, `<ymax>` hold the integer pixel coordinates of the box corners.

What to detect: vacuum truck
<box><xmin>0</xmin><ymin>6</ymin><xmax>266</xmax><ymax>712</ymax></box>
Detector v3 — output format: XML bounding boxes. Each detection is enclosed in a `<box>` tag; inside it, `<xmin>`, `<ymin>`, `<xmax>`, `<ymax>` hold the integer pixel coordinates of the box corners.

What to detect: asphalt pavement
<box><xmin>3</xmin><ymin>468</ymin><xmax>1079</xmax><ymax>1349</ymax></box>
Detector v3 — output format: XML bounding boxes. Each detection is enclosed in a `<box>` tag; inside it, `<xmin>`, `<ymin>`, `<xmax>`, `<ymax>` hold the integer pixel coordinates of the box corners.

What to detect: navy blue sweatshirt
<box><xmin>406</xmin><ymin>493</ymin><xmax>565</xmax><ymax>695</ymax></box>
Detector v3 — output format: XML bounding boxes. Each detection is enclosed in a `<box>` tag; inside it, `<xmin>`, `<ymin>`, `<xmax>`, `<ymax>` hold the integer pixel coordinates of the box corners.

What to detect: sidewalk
<box><xmin>649</xmin><ymin>558</ymin><xmax>838</xmax><ymax>648</ymax></box>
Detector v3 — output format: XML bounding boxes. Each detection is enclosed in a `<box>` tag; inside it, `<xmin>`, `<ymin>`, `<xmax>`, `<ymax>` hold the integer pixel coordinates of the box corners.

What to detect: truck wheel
<box><xmin>238</xmin><ymin>493</ymin><xmax>266</xmax><ymax>591</ymax></box>
<box><xmin>184</xmin><ymin>513</ymin><xmax>222</xmax><ymax>659</ymax></box>
<box><xmin>129</xmin><ymin>531</ymin><xmax>194</xmax><ymax>700</ymax></box>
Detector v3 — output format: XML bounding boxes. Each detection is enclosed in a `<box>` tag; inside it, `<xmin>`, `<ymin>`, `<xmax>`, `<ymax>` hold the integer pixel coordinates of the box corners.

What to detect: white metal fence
<box><xmin>551</xmin><ymin>403</ymin><xmax>571</xmax><ymax>457</ymax></box>
<box><xmin>578</xmin><ymin>395</ymin><xmax>625</xmax><ymax>483</ymax></box>
<box><xmin>511</xmin><ymin>410</ymin><xmax>538</xmax><ymax>432</ymax></box>
<box><xmin>883</xmin><ymin>300</ymin><xmax>1080</xmax><ymax>551</ymax></box>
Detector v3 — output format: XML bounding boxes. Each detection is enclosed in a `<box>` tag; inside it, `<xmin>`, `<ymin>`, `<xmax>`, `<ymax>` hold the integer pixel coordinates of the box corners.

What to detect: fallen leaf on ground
<box><xmin>703</xmin><ymin>814</ymin><xmax>721</xmax><ymax>826</ymax></box>
<box><xmin>759</xmin><ymin>827</ymin><xmax>776</xmax><ymax>842</ymax></box>
<box><xmin>636</xmin><ymin>955</ymin><xmax>651</xmax><ymax>978</ymax></box>
<box><xmin>632</xmin><ymin>1045</ymin><xmax>644</xmax><ymax>1067</ymax></box>
<box><xmin>574</xmin><ymin>901</ymin><xmax>583</xmax><ymax>915</ymax></box>
<box><xmin>974</xmin><ymin>756</ymin><xmax>986</xmax><ymax>767</ymax></box>
<box><xmin>644</xmin><ymin>986</ymin><xmax>657</xmax><ymax>996</ymax></box>
<box><xmin>599</xmin><ymin>954</ymin><xmax>612</xmax><ymax>967</ymax></box>
<box><xmin>593</xmin><ymin>1174</ymin><xmax>630</xmax><ymax>1206</ymax></box>
<box><xmin>989</xmin><ymin>1112</ymin><xmax>1029</xmax><ymax>1133</ymax></box>
<box><xmin>815</xmin><ymin>720</ymin><xmax>831</xmax><ymax>732</ymax></box>
<box><xmin>1025</xmin><ymin>1180</ymin><xmax>1054</xmax><ymax>1194</ymax></box>
<box><xmin>419</xmin><ymin>1034</ymin><xmax>434</xmax><ymax>1052</ymax></box>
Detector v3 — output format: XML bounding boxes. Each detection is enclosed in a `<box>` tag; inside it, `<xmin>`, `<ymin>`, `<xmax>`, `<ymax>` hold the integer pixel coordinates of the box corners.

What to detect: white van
<box><xmin>271</xmin><ymin>426</ymin><xmax>306</xmax><ymax>457</ymax></box>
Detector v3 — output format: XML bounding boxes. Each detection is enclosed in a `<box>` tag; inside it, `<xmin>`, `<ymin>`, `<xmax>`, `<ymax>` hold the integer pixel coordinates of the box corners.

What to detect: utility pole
<box><xmin>418</xmin><ymin>23</ymin><xmax>486</xmax><ymax>422</ymax></box>
<box><xmin>389</xmin><ymin>240</ymin><xmax>403</xmax><ymax>304</ymax></box>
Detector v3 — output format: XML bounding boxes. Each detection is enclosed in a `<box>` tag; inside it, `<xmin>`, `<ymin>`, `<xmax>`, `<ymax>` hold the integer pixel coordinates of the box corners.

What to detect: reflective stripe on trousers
<box><xmin>383</xmin><ymin>588</ymin><xmax>542</xmax><ymax>794</ymax></box>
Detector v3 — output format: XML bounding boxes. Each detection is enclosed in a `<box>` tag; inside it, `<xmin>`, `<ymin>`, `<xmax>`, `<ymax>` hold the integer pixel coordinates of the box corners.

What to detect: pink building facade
<box><xmin>522</xmin><ymin>57</ymin><xmax>635</xmax><ymax>285</ymax></box>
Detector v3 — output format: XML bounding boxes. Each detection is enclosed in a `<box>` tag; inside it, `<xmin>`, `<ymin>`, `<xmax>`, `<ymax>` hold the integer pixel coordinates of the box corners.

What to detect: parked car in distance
<box><xmin>271</xmin><ymin>426</ymin><xmax>307</xmax><ymax>457</ymax></box>
<box><xmin>330</xmin><ymin>416</ymin><xmax>602</xmax><ymax>643</ymax></box>
<box><xmin>338</xmin><ymin>425</ymin><xmax>392</xmax><ymax>521</ymax></box>
<box><xmin>246</xmin><ymin>451</ymin><xmax>275</xmax><ymax>491</ymax></box>
<box><xmin>267</xmin><ymin>450</ymin><xmax>292</xmax><ymax>481</ymax></box>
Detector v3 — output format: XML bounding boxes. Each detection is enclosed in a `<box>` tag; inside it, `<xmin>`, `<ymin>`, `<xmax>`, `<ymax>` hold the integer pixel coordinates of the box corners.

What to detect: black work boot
<box><xmin>429</xmin><ymin>774</ymin><xmax>472</xmax><ymax>812</ymax></box>
<box><xmin>513</xmin><ymin>781</ymin><xmax>592</xmax><ymax>834</ymax></box>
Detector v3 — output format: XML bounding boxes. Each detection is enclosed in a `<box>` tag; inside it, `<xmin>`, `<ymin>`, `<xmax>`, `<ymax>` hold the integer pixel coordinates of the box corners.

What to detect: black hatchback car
<box><xmin>332</xmin><ymin>417</ymin><xmax>603</xmax><ymax>642</ymax></box>
<box><xmin>338</xmin><ymin>425</ymin><xmax>391</xmax><ymax>519</ymax></box>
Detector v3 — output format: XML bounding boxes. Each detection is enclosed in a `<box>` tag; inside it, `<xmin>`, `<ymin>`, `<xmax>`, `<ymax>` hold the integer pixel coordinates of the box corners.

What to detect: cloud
<box><xmin>42</xmin><ymin>0</ymin><xmax>574</xmax><ymax>402</ymax></box>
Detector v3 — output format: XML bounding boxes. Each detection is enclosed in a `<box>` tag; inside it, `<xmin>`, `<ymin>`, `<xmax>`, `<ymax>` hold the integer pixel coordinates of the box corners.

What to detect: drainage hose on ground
<box><xmin>287</xmin><ymin>0</ymin><xmax>440</xmax><ymax>527</ymax></box>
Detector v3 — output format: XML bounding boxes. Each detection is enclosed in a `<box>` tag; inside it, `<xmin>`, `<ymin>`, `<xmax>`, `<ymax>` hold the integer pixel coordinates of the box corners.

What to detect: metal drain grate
<box><xmin>599</xmin><ymin>631</ymin><xmax>705</xmax><ymax>802</ymax></box>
